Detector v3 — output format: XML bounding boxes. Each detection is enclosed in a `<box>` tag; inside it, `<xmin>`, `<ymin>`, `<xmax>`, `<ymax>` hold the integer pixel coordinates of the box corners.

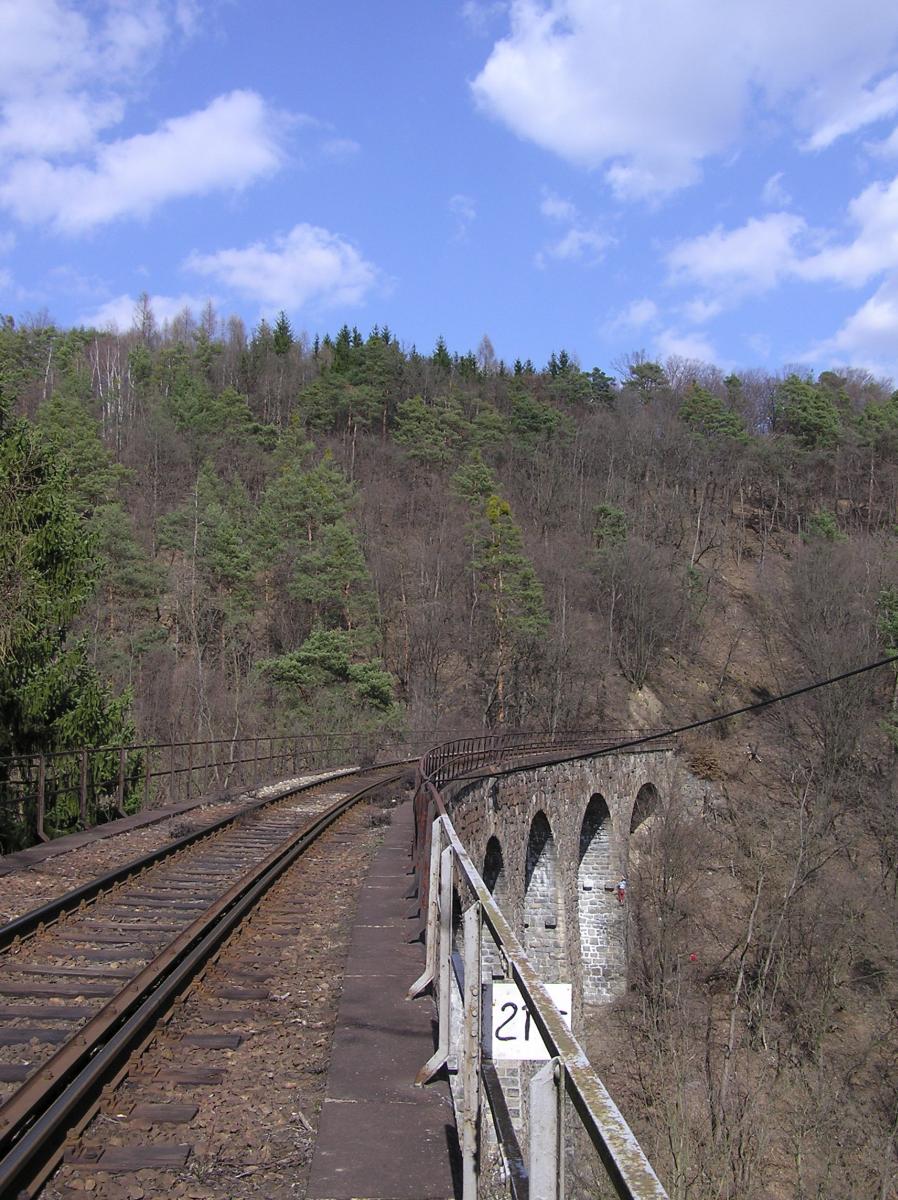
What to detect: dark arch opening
<box><xmin>630</xmin><ymin>782</ymin><xmax>659</xmax><ymax>835</ymax></box>
<box><xmin>482</xmin><ymin>837</ymin><xmax>506</xmax><ymax>980</ymax></box>
<box><xmin>483</xmin><ymin>836</ymin><xmax>505</xmax><ymax>895</ymax></box>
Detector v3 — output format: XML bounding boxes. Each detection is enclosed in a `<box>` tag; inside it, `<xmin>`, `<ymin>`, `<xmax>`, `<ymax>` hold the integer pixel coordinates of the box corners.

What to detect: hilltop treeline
<box><xmin>4</xmin><ymin>305</ymin><xmax>898</xmax><ymax>751</ymax></box>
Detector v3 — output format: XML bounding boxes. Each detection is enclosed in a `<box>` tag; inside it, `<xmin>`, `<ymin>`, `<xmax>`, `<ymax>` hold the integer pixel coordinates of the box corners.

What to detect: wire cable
<box><xmin>454</xmin><ymin>651</ymin><xmax>898</xmax><ymax>782</ymax></box>
<box><xmin>599</xmin><ymin>651</ymin><xmax>898</xmax><ymax>756</ymax></box>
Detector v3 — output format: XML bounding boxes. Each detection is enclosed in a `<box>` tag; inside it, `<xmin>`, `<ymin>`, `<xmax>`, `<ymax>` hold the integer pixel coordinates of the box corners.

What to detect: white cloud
<box><xmin>0</xmin><ymin>94</ymin><xmax>125</xmax><ymax>156</ymax></box>
<box><xmin>472</xmin><ymin>0</ymin><xmax>898</xmax><ymax>197</ymax></box>
<box><xmin>682</xmin><ymin>297</ymin><xmax>724</xmax><ymax>324</ymax></box>
<box><xmin>872</xmin><ymin>124</ymin><xmax>898</xmax><ymax>158</ymax></box>
<box><xmin>804</xmin><ymin>71</ymin><xmax>898</xmax><ymax>150</ymax></box>
<box><xmin>761</xmin><ymin>172</ymin><xmax>792</xmax><ymax>208</ymax></box>
<box><xmin>184</xmin><ymin>224</ymin><xmax>380</xmax><ymax>311</ymax></box>
<box><xmin>0</xmin><ymin>91</ymin><xmax>284</xmax><ymax>233</ymax></box>
<box><xmin>0</xmin><ymin>1</ymin><xmax>177</xmax><ymax>155</ymax></box>
<box><xmin>321</xmin><ymin>137</ymin><xmax>361</xmax><ymax>161</ymax></box>
<box><xmin>655</xmin><ymin>328</ymin><xmax>717</xmax><ymax>363</ymax></box>
<box><xmin>798</xmin><ymin>174</ymin><xmax>898</xmax><ymax>286</ymax></box>
<box><xmin>540</xmin><ymin>190</ymin><xmax>577</xmax><ymax>223</ymax></box>
<box><xmin>462</xmin><ymin>1</ymin><xmax>508</xmax><ymax>35</ymax></box>
<box><xmin>537</xmin><ymin>227</ymin><xmax>609</xmax><ymax>266</ymax></box>
<box><xmin>449</xmin><ymin>193</ymin><xmax>477</xmax><ymax>240</ymax></box>
<box><xmin>174</xmin><ymin>0</ymin><xmax>203</xmax><ymax>36</ymax></box>
<box><xmin>0</xmin><ymin>4</ymin><xmax>294</xmax><ymax>235</ymax></box>
<box><xmin>667</xmin><ymin>172</ymin><xmax>898</xmax><ymax>372</ymax></box>
<box><xmin>811</xmin><ymin>279</ymin><xmax>898</xmax><ymax>374</ymax></box>
<box><xmin>79</xmin><ymin>291</ymin><xmax>212</xmax><ymax>330</ymax></box>
<box><xmin>669</xmin><ymin>173</ymin><xmax>898</xmax><ymax>296</ymax></box>
<box><xmin>607</xmin><ymin>298</ymin><xmax>659</xmax><ymax>332</ymax></box>
<box><xmin>535</xmin><ymin>189</ymin><xmax>610</xmax><ymax>266</ymax></box>
<box><xmin>668</xmin><ymin>213</ymin><xmax>808</xmax><ymax>292</ymax></box>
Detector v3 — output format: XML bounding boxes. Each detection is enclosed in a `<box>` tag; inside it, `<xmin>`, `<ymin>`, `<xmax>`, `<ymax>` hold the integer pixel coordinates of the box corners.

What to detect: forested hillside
<box><xmin>3</xmin><ymin>302</ymin><xmax>898</xmax><ymax>1196</ymax></box>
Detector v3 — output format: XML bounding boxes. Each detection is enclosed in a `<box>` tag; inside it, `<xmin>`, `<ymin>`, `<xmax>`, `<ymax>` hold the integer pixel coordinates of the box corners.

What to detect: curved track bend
<box><xmin>0</xmin><ymin>763</ymin><xmax>406</xmax><ymax>1197</ymax></box>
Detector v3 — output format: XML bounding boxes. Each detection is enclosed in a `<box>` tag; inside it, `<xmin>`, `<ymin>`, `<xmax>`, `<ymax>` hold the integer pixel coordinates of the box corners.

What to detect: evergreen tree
<box><xmin>272</xmin><ymin>310</ymin><xmax>295</xmax><ymax>356</ymax></box>
<box><xmin>394</xmin><ymin>395</ymin><xmax>470</xmax><ymax>467</ymax></box>
<box><xmin>451</xmin><ymin>451</ymin><xmax>497</xmax><ymax>506</ymax></box>
<box><xmin>0</xmin><ymin>396</ymin><xmax>133</xmax><ymax>846</ymax></box>
<box><xmin>258</xmin><ymin>451</ymin><xmax>377</xmax><ymax>640</ymax></box>
<box><xmin>626</xmin><ymin>358</ymin><xmax>667</xmax><ymax>397</ymax></box>
<box><xmin>679</xmin><ymin>383</ymin><xmax>748</xmax><ymax>442</ymax></box>
<box><xmin>775</xmin><ymin>374</ymin><xmax>841</xmax><ymax>449</ymax></box>
<box><xmin>256</xmin><ymin>450</ymin><xmax>391</xmax><ymax>727</ymax></box>
<box><xmin>508</xmin><ymin>384</ymin><xmax>570</xmax><ymax>449</ymax></box>
<box><xmin>592</xmin><ymin>503</ymin><xmax>628</xmax><ymax>549</ymax></box>
<box><xmin>474</xmin><ymin>494</ymin><xmax>548</xmax><ymax>725</ymax></box>
<box><xmin>589</xmin><ymin>368</ymin><xmax>616</xmax><ymax>406</ymax></box>
<box><xmin>258</xmin><ymin>629</ymin><xmax>396</xmax><ymax>728</ymax></box>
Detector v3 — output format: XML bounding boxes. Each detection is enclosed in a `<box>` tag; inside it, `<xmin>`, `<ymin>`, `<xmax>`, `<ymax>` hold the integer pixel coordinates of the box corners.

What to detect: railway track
<box><xmin>0</xmin><ymin>763</ymin><xmax>407</xmax><ymax>1197</ymax></box>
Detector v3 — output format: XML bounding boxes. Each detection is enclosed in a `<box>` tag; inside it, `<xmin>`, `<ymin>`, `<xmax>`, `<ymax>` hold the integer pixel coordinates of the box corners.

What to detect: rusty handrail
<box><xmin>0</xmin><ymin>728</ymin><xmax>479</xmax><ymax>854</ymax></box>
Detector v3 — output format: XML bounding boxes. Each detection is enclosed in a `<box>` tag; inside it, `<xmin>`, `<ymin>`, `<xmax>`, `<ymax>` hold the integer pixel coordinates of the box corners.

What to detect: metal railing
<box><xmin>421</xmin><ymin>728</ymin><xmax>672</xmax><ymax>791</ymax></box>
<box><xmin>0</xmin><ymin>727</ymin><xmax>478</xmax><ymax>855</ymax></box>
<box><xmin>0</xmin><ymin>734</ymin><xmax>360</xmax><ymax>852</ymax></box>
<box><xmin>410</xmin><ymin>733</ymin><xmax>672</xmax><ymax>1200</ymax></box>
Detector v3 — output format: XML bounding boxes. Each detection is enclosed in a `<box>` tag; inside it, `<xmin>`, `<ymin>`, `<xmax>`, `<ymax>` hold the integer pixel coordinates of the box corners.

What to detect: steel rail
<box><xmin>0</xmin><ymin>763</ymin><xmax>380</xmax><ymax>952</ymax></box>
<box><xmin>0</xmin><ymin>765</ymin><xmax>403</xmax><ymax>1199</ymax></box>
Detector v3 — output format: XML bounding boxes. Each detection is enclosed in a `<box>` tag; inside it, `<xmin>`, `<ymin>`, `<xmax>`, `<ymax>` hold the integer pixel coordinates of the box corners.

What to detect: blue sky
<box><xmin>3</xmin><ymin>1</ymin><xmax>898</xmax><ymax>381</ymax></box>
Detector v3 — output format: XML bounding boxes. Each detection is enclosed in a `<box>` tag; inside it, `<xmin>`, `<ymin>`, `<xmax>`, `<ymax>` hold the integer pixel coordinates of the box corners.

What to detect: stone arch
<box><xmin>524</xmin><ymin>811</ymin><xmax>565</xmax><ymax>976</ymax></box>
<box><xmin>630</xmin><ymin>782</ymin><xmax>659</xmax><ymax>835</ymax></box>
<box><xmin>577</xmin><ymin>794</ymin><xmax>616</xmax><ymax>1003</ymax></box>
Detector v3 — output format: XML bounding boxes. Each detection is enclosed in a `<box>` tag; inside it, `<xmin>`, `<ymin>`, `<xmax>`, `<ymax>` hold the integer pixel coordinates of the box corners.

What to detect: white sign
<box><xmin>485</xmin><ymin>982</ymin><xmax>572</xmax><ymax>1061</ymax></box>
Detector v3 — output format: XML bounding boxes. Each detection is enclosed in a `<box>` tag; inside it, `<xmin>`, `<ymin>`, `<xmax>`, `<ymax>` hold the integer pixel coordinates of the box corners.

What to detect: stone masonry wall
<box><xmin>444</xmin><ymin>746</ymin><xmax>687</xmax><ymax>1020</ymax></box>
<box><xmin>577</xmin><ymin>795</ymin><xmax>617</xmax><ymax>1002</ymax></box>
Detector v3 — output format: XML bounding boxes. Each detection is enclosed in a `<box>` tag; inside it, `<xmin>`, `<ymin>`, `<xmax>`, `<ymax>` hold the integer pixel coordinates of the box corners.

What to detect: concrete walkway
<box><xmin>307</xmin><ymin>800</ymin><xmax>458</xmax><ymax>1200</ymax></box>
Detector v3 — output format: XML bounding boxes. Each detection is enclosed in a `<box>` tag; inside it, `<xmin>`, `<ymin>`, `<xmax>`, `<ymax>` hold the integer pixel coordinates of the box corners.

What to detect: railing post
<box><xmin>143</xmin><ymin>745</ymin><xmax>151</xmax><ymax>811</ymax></box>
<box><xmin>416</xmin><ymin>843</ymin><xmax>454</xmax><ymax>1085</ymax></box>
<box><xmin>530</xmin><ymin>1057</ymin><xmax>564</xmax><ymax>1200</ymax></box>
<box><xmin>79</xmin><ymin>748</ymin><xmax>89</xmax><ymax>826</ymax></box>
<box><xmin>462</xmin><ymin>902</ymin><xmax>482</xmax><ymax>1199</ymax></box>
<box><xmin>116</xmin><ymin>746</ymin><xmax>126</xmax><ymax>817</ymax></box>
<box><xmin>408</xmin><ymin>817</ymin><xmax>442</xmax><ymax>999</ymax></box>
<box><xmin>186</xmin><ymin>741</ymin><xmax>193</xmax><ymax>799</ymax></box>
<box><xmin>169</xmin><ymin>743</ymin><xmax>176</xmax><ymax>805</ymax></box>
<box><xmin>35</xmin><ymin>754</ymin><xmax>48</xmax><ymax>843</ymax></box>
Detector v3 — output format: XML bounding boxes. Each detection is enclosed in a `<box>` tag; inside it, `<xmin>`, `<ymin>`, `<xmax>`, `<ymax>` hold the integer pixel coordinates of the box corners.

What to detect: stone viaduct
<box><xmin>442</xmin><ymin>743</ymin><xmax>709</xmax><ymax>1011</ymax></box>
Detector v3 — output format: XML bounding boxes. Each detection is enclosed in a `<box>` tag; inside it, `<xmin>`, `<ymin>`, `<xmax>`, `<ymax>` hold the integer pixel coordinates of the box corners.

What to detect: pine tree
<box><xmin>272</xmin><ymin>310</ymin><xmax>294</xmax><ymax>356</ymax></box>
<box><xmin>394</xmin><ymin>395</ymin><xmax>470</xmax><ymax>467</ymax></box>
<box><xmin>475</xmin><ymin>494</ymin><xmax>548</xmax><ymax>725</ymax></box>
<box><xmin>679</xmin><ymin>383</ymin><xmax>748</xmax><ymax>442</ymax></box>
<box><xmin>0</xmin><ymin>397</ymin><xmax>134</xmax><ymax>846</ymax></box>
<box><xmin>775</xmin><ymin>374</ymin><xmax>841</xmax><ymax>449</ymax></box>
<box><xmin>433</xmin><ymin>336</ymin><xmax>451</xmax><ymax>373</ymax></box>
